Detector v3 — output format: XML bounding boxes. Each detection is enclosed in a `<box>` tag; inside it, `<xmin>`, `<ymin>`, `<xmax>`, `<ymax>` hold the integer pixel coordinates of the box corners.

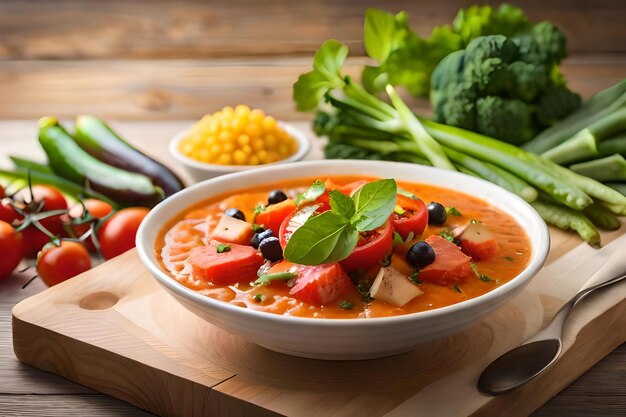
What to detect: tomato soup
<box><xmin>156</xmin><ymin>176</ymin><xmax>531</xmax><ymax>319</ymax></box>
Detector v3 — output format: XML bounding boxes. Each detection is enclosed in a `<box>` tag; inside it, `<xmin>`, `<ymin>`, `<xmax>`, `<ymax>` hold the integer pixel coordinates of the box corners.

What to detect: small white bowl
<box><xmin>169</xmin><ymin>122</ymin><xmax>311</xmax><ymax>182</ymax></box>
<box><xmin>136</xmin><ymin>160</ymin><xmax>550</xmax><ymax>360</ymax></box>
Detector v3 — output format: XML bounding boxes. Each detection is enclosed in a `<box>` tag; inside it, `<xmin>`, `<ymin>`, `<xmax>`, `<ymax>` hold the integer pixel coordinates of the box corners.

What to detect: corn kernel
<box><xmin>218</xmin><ymin>153</ymin><xmax>232</xmax><ymax>165</ymax></box>
<box><xmin>223</xmin><ymin>142</ymin><xmax>235</xmax><ymax>153</ymax></box>
<box><xmin>235</xmin><ymin>105</ymin><xmax>250</xmax><ymax>117</ymax></box>
<box><xmin>242</xmin><ymin>144</ymin><xmax>252</xmax><ymax>154</ymax></box>
<box><xmin>250</xmin><ymin>109</ymin><xmax>265</xmax><ymax>123</ymax></box>
<box><xmin>262</xmin><ymin>116</ymin><xmax>277</xmax><ymax>131</ymax></box>
<box><xmin>233</xmin><ymin>149</ymin><xmax>247</xmax><ymax>165</ymax></box>
<box><xmin>248</xmin><ymin>155</ymin><xmax>260</xmax><ymax>165</ymax></box>
<box><xmin>237</xmin><ymin>134</ymin><xmax>250</xmax><ymax>146</ymax></box>
<box><xmin>251</xmin><ymin>138</ymin><xmax>265</xmax><ymax>151</ymax></box>
<box><xmin>257</xmin><ymin>150</ymin><xmax>268</xmax><ymax>163</ymax></box>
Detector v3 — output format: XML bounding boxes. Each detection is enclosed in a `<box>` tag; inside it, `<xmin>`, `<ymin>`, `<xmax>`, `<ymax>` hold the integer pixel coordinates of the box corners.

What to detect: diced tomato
<box><xmin>456</xmin><ymin>223</ymin><xmax>499</xmax><ymax>260</ymax></box>
<box><xmin>391</xmin><ymin>195</ymin><xmax>428</xmax><ymax>240</ymax></box>
<box><xmin>419</xmin><ymin>235</ymin><xmax>475</xmax><ymax>286</ymax></box>
<box><xmin>279</xmin><ymin>203</ymin><xmax>322</xmax><ymax>247</ymax></box>
<box><xmin>188</xmin><ymin>240</ymin><xmax>264</xmax><ymax>285</ymax></box>
<box><xmin>340</xmin><ymin>220</ymin><xmax>393</xmax><ymax>272</ymax></box>
<box><xmin>287</xmin><ymin>262</ymin><xmax>353</xmax><ymax>305</ymax></box>
<box><xmin>255</xmin><ymin>199</ymin><xmax>296</xmax><ymax>236</ymax></box>
<box><xmin>211</xmin><ymin>215</ymin><xmax>253</xmax><ymax>245</ymax></box>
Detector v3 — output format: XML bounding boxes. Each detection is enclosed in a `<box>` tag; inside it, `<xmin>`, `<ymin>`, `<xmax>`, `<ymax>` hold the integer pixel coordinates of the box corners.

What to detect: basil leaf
<box><xmin>284</xmin><ymin>211</ymin><xmax>357</xmax><ymax>265</ymax></box>
<box><xmin>295</xmin><ymin>179</ymin><xmax>325</xmax><ymax>206</ymax></box>
<box><xmin>351</xmin><ymin>178</ymin><xmax>397</xmax><ymax>231</ymax></box>
<box><xmin>329</xmin><ymin>190</ymin><xmax>355</xmax><ymax>220</ymax></box>
<box><xmin>364</xmin><ymin>8</ymin><xmax>396</xmax><ymax>62</ymax></box>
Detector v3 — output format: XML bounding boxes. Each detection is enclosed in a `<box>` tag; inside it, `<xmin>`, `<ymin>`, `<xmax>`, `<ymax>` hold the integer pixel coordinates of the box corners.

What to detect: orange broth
<box><xmin>155</xmin><ymin>176</ymin><xmax>531</xmax><ymax>318</ymax></box>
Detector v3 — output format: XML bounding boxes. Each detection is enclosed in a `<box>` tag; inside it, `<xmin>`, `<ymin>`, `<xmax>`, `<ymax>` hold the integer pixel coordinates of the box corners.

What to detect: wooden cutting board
<box><xmin>12</xmin><ymin>226</ymin><xmax>626</xmax><ymax>417</ymax></box>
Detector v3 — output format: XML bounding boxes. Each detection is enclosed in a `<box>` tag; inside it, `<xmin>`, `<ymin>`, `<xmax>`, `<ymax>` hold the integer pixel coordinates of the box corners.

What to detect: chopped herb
<box><xmin>453</xmin><ymin>285</ymin><xmax>462</xmax><ymax>293</ymax></box>
<box><xmin>253</xmin><ymin>203</ymin><xmax>266</xmax><ymax>215</ymax></box>
<box><xmin>446</xmin><ymin>207</ymin><xmax>462</xmax><ymax>216</ymax></box>
<box><xmin>504</xmin><ymin>256</ymin><xmax>514</xmax><ymax>262</ymax></box>
<box><xmin>394</xmin><ymin>205</ymin><xmax>406</xmax><ymax>216</ymax></box>
<box><xmin>469</xmin><ymin>261</ymin><xmax>479</xmax><ymax>277</ymax></box>
<box><xmin>398</xmin><ymin>187</ymin><xmax>419</xmax><ymax>200</ymax></box>
<box><xmin>380</xmin><ymin>253</ymin><xmax>392</xmax><ymax>267</ymax></box>
<box><xmin>216</xmin><ymin>244</ymin><xmax>231</xmax><ymax>253</ymax></box>
<box><xmin>253</xmin><ymin>271</ymin><xmax>297</xmax><ymax>286</ymax></box>
<box><xmin>408</xmin><ymin>271</ymin><xmax>422</xmax><ymax>285</ymax></box>
<box><xmin>350</xmin><ymin>270</ymin><xmax>375</xmax><ymax>302</ymax></box>
<box><xmin>480</xmin><ymin>274</ymin><xmax>493</xmax><ymax>282</ymax></box>
<box><xmin>252</xmin><ymin>293</ymin><xmax>264</xmax><ymax>302</ymax></box>
<box><xmin>393</xmin><ymin>231</ymin><xmax>403</xmax><ymax>245</ymax></box>
<box><xmin>470</xmin><ymin>219</ymin><xmax>481</xmax><ymax>224</ymax></box>
<box><xmin>339</xmin><ymin>300</ymin><xmax>353</xmax><ymax>310</ymax></box>
<box><xmin>295</xmin><ymin>179</ymin><xmax>326</xmax><ymax>206</ymax></box>
<box><xmin>439</xmin><ymin>230</ymin><xmax>455</xmax><ymax>243</ymax></box>
<box><xmin>251</xmin><ymin>223</ymin><xmax>264</xmax><ymax>233</ymax></box>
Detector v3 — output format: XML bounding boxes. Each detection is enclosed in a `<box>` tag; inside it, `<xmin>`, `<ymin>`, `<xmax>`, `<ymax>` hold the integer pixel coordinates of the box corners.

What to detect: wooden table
<box><xmin>1</xmin><ymin>1</ymin><xmax>625</xmax><ymax>415</ymax></box>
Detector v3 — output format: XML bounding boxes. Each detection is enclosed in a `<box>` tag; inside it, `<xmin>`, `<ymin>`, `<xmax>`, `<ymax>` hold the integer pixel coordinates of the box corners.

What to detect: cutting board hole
<box><xmin>79</xmin><ymin>292</ymin><xmax>119</xmax><ymax>310</ymax></box>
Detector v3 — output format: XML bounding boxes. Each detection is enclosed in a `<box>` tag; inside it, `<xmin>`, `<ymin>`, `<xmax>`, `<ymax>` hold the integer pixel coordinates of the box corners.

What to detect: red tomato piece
<box><xmin>255</xmin><ymin>199</ymin><xmax>296</xmax><ymax>236</ymax></box>
<box><xmin>419</xmin><ymin>235</ymin><xmax>475</xmax><ymax>286</ymax></box>
<box><xmin>314</xmin><ymin>179</ymin><xmax>368</xmax><ymax>206</ymax></box>
<box><xmin>188</xmin><ymin>240</ymin><xmax>264</xmax><ymax>285</ymax></box>
<box><xmin>36</xmin><ymin>241</ymin><xmax>91</xmax><ymax>286</ymax></box>
<box><xmin>340</xmin><ymin>220</ymin><xmax>393</xmax><ymax>272</ymax></box>
<box><xmin>279</xmin><ymin>203</ymin><xmax>322</xmax><ymax>247</ymax></box>
<box><xmin>287</xmin><ymin>262</ymin><xmax>353</xmax><ymax>305</ymax></box>
<box><xmin>0</xmin><ymin>220</ymin><xmax>23</xmax><ymax>280</ymax></box>
<box><xmin>391</xmin><ymin>195</ymin><xmax>428</xmax><ymax>240</ymax></box>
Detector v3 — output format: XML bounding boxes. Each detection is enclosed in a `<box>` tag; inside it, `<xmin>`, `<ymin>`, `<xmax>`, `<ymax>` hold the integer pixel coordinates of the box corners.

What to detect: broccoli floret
<box><xmin>430</xmin><ymin>30</ymin><xmax>579</xmax><ymax>144</ymax></box>
<box><xmin>537</xmin><ymin>86</ymin><xmax>582</xmax><ymax>126</ymax></box>
<box><xmin>476</xmin><ymin>96</ymin><xmax>535</xmax><ymax>144</ymax></box>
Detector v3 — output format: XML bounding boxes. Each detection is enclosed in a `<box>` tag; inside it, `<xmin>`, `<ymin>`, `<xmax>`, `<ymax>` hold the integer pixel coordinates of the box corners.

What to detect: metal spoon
<box><xmin>478</xmin><ymin>271</ymin><xmax>626</xmax><ymax>396</ymax></box>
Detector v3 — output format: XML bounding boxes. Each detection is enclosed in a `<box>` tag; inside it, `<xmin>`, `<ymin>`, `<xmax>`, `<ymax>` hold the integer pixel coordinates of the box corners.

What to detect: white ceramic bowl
<box><xmin>169</xmin><ymin>122</ymin><xmax>311</xmax><ymax>182</ymax></box>
<box><xmin>136</xmin><ymin>160</ymin><xmax>550</xmax><ymax>360</ymax></box>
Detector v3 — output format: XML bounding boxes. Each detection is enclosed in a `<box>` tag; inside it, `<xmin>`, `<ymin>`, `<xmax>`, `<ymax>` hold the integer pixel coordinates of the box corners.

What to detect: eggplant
<box><xmin>38</xmin><ymin>117</ymin><xmax>164</xmax><ymax>207</ymax></box>
<box><xmin>74</xmin><ymin>115</ymin><xmax>184</xmax><ymax>196</ymax></box>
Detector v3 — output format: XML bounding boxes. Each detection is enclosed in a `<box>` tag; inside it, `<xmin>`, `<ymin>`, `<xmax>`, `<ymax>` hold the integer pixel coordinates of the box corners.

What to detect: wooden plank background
<box><xmin>0</xmin><ymin>0</ymin><xmax>625</xmax><ymax>416</ymax></box>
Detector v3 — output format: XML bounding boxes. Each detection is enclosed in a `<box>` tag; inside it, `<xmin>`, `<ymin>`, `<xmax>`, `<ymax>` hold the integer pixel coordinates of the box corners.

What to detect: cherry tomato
<box><xmin>0</xmin><ymin>200</ymin><xmax>22</xmax><ymax>224</ymax></box>
<box><xmin>255</xmin><ymin>199</ymin><xmax>296</xmax><ymax>237</ymax></box>
<box><xmin>314</xmin><ymin>179</ymin><xmax>367</xmax><ymax>206</ymax></box>
<box><xmin>391</xmin><ymin>195</ymin><xmax>428</xmax><ymax>240</ymax></box>
<box><xmin>0</xmin><ymin>220</ymin><xmax>24</xmax><ymax>280</ymax></box>
<box><xmin>340</xmin><ymin>220</ymin><xmax>394</xmax><ymax>273</ymax></box>
<box><xmin>14</xmin><ymin>185</ymin><xmax>68</xmax><ymax>258</ymax></box>
<box><xmin>97</xmin><ymin>207</ymin><xmax>149</xmax><ymax>259</ymax></box>
<box><xmin>279</xmin><ymin>203</ymin><xmax>324</xmax><ymax>247</ymax></box>
<box><xmin>37</xmin><ymin>241</ymin><xmax>91</xmax><ymax>286</ymax></box>
<box><xmin>67</xmin><ymin>199</ymin><xmax>114</xmax><ymax>250</ymax></box>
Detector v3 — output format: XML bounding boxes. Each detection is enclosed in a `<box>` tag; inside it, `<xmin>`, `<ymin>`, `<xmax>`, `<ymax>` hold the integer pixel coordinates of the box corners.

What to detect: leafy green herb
<box><xmin>329</xmin><ymin>190</ymin><xmax>355</xmax><ymax>220</ymax></box>
<box><xmin>393</xmin><ymin>231</ymin><xmax>403</xmax><ymax>245</ymax></box>
<box><xmin>339</xmin><ymin>300</ymin><xmax>354</xmax><ymax>310</ymax></box>
<box><xmin>439</xmin><ymin>230</ymin><xmax>455</xmax><ymax>243</ymax></box>
<box><xmin>350</xmin><ymin>270</ymin><xmax>375</xmax><ymax>302</ymax></box>
<box><xmin>252</xmin><ymin>293</ymin><xmax>264</xmax><ymax>302</ymax></box>
<box><xmin>351</xmin><ymin>179</ymin><xmax>397</xmax><ymax>231</ymax></box>
<box><xmin>295</xmin><ymin>179</ymin><xmax>326</xmax><ymax>206</ymax></box>
<box><xmin>253</xmin><ymin>203</ymin><xmax>266</xmax><ymax>215</ymax></box>
<box><xmin>504</xmin><ymin>256</ymin><xmax>514</xmax><ymax>262</ymax></box>
<box><xmin>453</xmin><ymin>285</ymin><xmax>463</xmax><ymax>293</ymax></box>
<box><xmin>251</xmin><ymin>223</ymin><xmax>264</xmax><ymax>233</ymax></box>
<box><xmin>253</xmin><ymin>271</ymin><xmax>298</xmax><ymax>286</ymax></box>
<box><xmin>446</xmin><ymin>206</ymin><xmax>462</xmax><ymax>216</ymax></box>
<box><xmin>480</xmin><ymin>274</ymin><xmax>493</xmax><ymax>282</ymax></box>
<box><xmin>216</xmin><ymin>244</ymin><xmax>231</xmax><ymax>253</ymax></box>
<box><xmin>397</xmin><ymin>187</ymin><xmax>419</xmax><ymax>200</ymax></box>
<box><xmin>469</xmin><ymin>261</ymin><xmax>479</xmax><ymax>277</ymax></box>
<box><xmin>285</xmin><ymin>179</ymin><xmax>397</xmax><ymax>265</ymax></box>
<box><xmin>408</xmin><ymin>271</ymin><xmax>422</xmax><ymax>285</ymax></box>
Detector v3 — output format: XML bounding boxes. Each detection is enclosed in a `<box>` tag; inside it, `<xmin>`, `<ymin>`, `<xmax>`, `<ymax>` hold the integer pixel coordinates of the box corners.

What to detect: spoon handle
<box><xmin>528</xmin><ymin>270</ymin><xmax>626</xmax><ymax>343</ymax></box>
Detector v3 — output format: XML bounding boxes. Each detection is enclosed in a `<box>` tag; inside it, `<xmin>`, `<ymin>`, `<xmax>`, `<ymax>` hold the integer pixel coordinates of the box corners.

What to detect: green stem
<box><xmin>583</xmin><ymin>203</ymin><xmax>621</xmax><ymax>230</ymax></box>
<box><xmin>569</xmin><ymin>154</ymin><xmax>626</xmax><ymax>182</ymax></box>
<box><xmin>531</xmin><ymin>199</ymin><xmax>600</xmax><ymax>246</ymax></box>
<box><xmin>597</xmin><ymin>133</ymin><xmax>626</xmax><ymax>158</ymax></box>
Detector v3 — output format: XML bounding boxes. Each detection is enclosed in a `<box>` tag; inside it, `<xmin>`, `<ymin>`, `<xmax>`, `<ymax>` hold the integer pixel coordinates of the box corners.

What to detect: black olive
<box><xmin>251</xmin><ymin>229</ymin><xmax>273</xmax><ymax>249</ymax></box>
<box><xmin>268</xmin><ymin>189</ymin><xmax>288</xmax><ymax>205</ymax></box>
<box><xmin>406</xmin><ymin>241</ymin><xmax>435</xmax><ymax>269</ymax></box>
<box><xmin>453</xmin><ymin>237</ymin><xmax>462</xmax><ymax>247</ymax></box>
<box><xmin>427</xmin><ymin>202</ymin><xmax>447</xmax><ymax>225</ymax></box>
<box><xmin>259</xmin><ymin>236</ymin><xmax>283</xmax><ymax>262</ymax></box>
<box><xmin>225</xmin><ymin>208</ymin><xmax>245</xmax><ymax>221</ymax></box>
